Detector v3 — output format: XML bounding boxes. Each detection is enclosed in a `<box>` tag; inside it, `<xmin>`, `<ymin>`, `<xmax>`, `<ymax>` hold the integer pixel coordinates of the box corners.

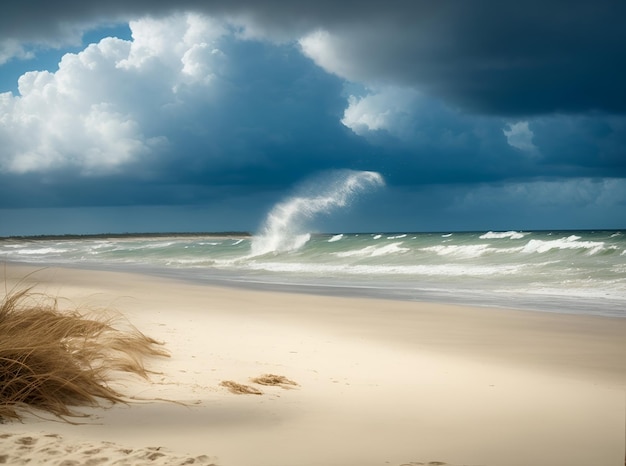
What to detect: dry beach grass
<box><xmin>0</xmin><ymin>285</ymin><xmax>168</xmax><ymax>422</ymax></box>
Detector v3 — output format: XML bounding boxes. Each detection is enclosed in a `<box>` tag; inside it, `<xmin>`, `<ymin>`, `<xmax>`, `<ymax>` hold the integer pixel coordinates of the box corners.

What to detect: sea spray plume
<box><xmin>251</xmin><ymin>170</ymin><xmax>385</xmax><ymax>256</ymax></box>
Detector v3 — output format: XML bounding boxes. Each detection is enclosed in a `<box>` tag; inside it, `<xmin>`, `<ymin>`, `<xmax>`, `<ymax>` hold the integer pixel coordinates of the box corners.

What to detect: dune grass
<box><xmin>0</xmin><ymin>286</ymin><xmax>168</xmax><ymax>422</ymax></box>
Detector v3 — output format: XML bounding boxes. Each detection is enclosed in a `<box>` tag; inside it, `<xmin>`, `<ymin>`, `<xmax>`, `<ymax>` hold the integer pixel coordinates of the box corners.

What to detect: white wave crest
<box><xmin>479</xmin><ymin>231</ymin><xmax>526</xmax><ymax>240</ymax></box>
<box><xmin>328</xmin><ymin>234</ymin><xmax>344</xmax><ymax>243</ymax></box>
<box><xmin>521</xmin><ymin>235</ymin><xmax>606</xmax><ymax>255</ymax></box>
<box><xmin>421</xmin><ymin>244</ymin><xmax>493</xmax><ymax>259</ymax></box>
<box><xmin>334</xmin><ymin>242</ymin><xmax>409</xmax><ymax>258</ymax></box>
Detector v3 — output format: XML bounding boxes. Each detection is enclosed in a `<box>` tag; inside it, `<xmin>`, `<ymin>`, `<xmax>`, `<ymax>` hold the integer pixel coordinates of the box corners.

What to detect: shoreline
<box><xmin>5</xmin><ymin>259</ymin><xmax>626</xmax><ymax>319</ymax></box>
<box><xmin>1</xmin><ymin>262</ymin><xmax>625</xmax><ymax>466</ymax></box>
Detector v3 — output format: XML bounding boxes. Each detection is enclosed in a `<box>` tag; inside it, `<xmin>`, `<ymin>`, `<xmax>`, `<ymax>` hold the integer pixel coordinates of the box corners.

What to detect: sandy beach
<box><xmin>1</xmin><ymin>263</ymin><xmax>625</xmax><ymax>466</ymax></box>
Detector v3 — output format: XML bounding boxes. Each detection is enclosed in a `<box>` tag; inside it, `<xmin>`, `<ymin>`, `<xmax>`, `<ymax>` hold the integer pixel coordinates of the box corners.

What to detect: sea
<box><xmin>1</xmin><ymin>170</ymin><xmax>625</xmax><ymax>318</ymax></box>
<box><xmin>1</xmin><ymin>230</ymin><xmax>625</xmax><ymax>318</ymax></box>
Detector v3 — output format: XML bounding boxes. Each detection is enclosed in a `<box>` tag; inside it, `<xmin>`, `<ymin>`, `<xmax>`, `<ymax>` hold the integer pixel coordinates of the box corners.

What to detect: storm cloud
<box><xmin>0</xmin><ymin>2</ymin><xmax>625</xmax><ymax>234</ymax></box>
<box><xmin>3</xmin><ymin>1</ymin><xmax>626</xmax><ymax>115</ymax></box>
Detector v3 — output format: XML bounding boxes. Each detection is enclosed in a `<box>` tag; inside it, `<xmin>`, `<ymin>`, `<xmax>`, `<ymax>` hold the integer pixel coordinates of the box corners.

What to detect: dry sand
<box><xmin>1</xmin><ymin>263</ymin><xmax>625</xmax><ymax>466</ymax></box>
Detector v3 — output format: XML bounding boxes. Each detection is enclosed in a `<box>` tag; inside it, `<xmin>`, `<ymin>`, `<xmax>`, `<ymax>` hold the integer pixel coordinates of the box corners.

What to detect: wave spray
<box><xmin>251</xmin><ymin>170</ymin><xmax>385</xmax><ymax>256</ymax></box>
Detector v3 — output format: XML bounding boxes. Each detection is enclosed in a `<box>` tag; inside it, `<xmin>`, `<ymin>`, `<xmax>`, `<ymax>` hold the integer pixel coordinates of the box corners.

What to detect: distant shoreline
<box><xmin>1</xmin><ymin>227</ymin><xmax>624</xmax><ymax>241</ymax></box>
<box><xmin>0</xmin><ymin>231</ymin><xmax>253</xmax><ymax>241</ymax></box>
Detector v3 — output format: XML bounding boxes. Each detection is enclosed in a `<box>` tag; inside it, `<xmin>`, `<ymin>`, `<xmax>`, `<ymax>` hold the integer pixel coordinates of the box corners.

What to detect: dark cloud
<box><xmin>3</xmin><ymin>1</ymin><xmax>625</xmax><ymax>116</ymax></box>
<box><xmin>531</xmin><ymin>115</ymin><xmax>626</xmax><ymax>175</ymax></box>
<box><xmin>340</xmin><ymin>89</ymin><xmax>626</xmax><ymax>185</ymax></box>
<box><xmin>1</xmin><ymin>6</ymin><xmax>625</xmax><ymax>234</ymax></box>
<box><xmin>1</xmin><ymin>27</ymin><xmax>623</xmax><ymax>212</ymax></box>
<box><xmin>146</xmin><ymin>38</ymin><xmax>376</xmax><ymax>192</ymax></box>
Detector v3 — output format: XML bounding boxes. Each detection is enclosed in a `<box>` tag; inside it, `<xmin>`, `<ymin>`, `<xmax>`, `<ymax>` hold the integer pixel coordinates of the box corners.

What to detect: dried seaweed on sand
<box><xmin>250</xmin><ymin>374</ymin><xmax>298</xmax><ymax>389</ymax></box>
<box><xmin>219</xmin><ymin>381</ymin><xmax>263</xmax><ymax>395</ymax></box>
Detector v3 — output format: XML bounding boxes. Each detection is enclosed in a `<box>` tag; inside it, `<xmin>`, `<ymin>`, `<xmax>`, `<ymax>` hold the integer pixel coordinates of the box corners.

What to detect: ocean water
<box><xmin>2</xmin><ymin>230</ymin><xmax>625</xmax><ymax>317</ymax></box>
<box><xmin>1</xmin><ymin>170</ymin><xmax>625</xmax><ymax>317</ymax></box>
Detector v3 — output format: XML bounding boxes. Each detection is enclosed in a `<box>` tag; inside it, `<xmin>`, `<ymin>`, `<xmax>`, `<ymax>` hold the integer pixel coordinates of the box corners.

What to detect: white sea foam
<box><xmin>245</xmin><ymin>261</ymin><xmax>525</xmax><ymax>277</ymax></box>
<box><xmin>13</xmin><ymin>247</ymin><xmax>68</xmax><ymax>255</ymax></box>
<box><xmin>144</xmin><ymin>241</ymin><xmax>177</xmax><ymax>248</ymax></box>
<box><xmin>328</xmin><ymin>234</ymin><xmax>344</xmax><ymax>242</ymax></box>
<box><xmin>373</xmin><ymin>234</ymin><xmax>382</xmax><ymax>239</ymax></box>
<box><xmin>387</xmin><ymin>234</ymin><xmax>407</xmax><ymax>239</ymax></box>
<box><xmin>421</xmin><ymin>244</ymin><xmax>494</xmax><ymax>259</ymax></box>
<box><xmin>334</xmin><ymin>242</ymin><xmax>409</xmax><ymax>258</ymax></box>
<box><xmin>89</xmin><ymin>242</ymin><xmax>115</xmax><ymax>250</ymax></box>
<box><xmin>117</xmin><ymin>241</ymin><xmax>178</xmax><ymax>251</ymax></box>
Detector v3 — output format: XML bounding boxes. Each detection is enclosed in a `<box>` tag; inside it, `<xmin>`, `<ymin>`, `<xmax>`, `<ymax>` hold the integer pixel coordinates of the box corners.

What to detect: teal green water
<box><xmin>2</xmin><ymin>230</ymin><xmax>625</xmax><ymax>317</ymax></box>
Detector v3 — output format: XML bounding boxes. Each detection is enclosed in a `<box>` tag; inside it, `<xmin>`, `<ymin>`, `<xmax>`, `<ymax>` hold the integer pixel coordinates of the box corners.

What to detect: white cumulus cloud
<box><xmin>0</xmin><ymin>13</ymin><xmax>227</xmax><ymax>175</ymax></box>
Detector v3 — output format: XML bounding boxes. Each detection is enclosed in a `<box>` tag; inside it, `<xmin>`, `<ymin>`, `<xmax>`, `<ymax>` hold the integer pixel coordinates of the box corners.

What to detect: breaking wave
<box><xmin>333</xmin><ymin>242</ymin><xmax>410</xmax><ymax>258</ymax></box>
<box><xmin>479</xmin><ymin>231</ymin><xmax>527</xmax><ymax>240</ymax></box>
<box><xmin>520</xmin><ymin>235</ymin><xmax>608</xmax><ymax>255</ymax></box>
<box><xmin>250</xmin><ymin>170</ymin><xmax>384</xmax><ymax>256</ymax></box>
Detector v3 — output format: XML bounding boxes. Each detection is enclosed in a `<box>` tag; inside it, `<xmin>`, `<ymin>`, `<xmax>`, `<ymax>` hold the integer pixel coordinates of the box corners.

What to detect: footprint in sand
<box><xmin>0</xmin><ymin>432</ymin><xmax>218</xmax><ymax>465</ymax></box>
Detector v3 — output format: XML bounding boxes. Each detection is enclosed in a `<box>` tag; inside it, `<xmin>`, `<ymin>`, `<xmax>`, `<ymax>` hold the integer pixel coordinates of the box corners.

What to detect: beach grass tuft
<box><xmin>0</xmin><ymin>286</ymin><xmax>169</xmax><ymax>422</ymax></box>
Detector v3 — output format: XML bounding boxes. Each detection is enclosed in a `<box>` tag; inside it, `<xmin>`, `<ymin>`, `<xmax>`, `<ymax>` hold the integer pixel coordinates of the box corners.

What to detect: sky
<box><xmin>1</xmin><ymin>1</ymin><xmax>625</xmax><ymax>236</ymax></box>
